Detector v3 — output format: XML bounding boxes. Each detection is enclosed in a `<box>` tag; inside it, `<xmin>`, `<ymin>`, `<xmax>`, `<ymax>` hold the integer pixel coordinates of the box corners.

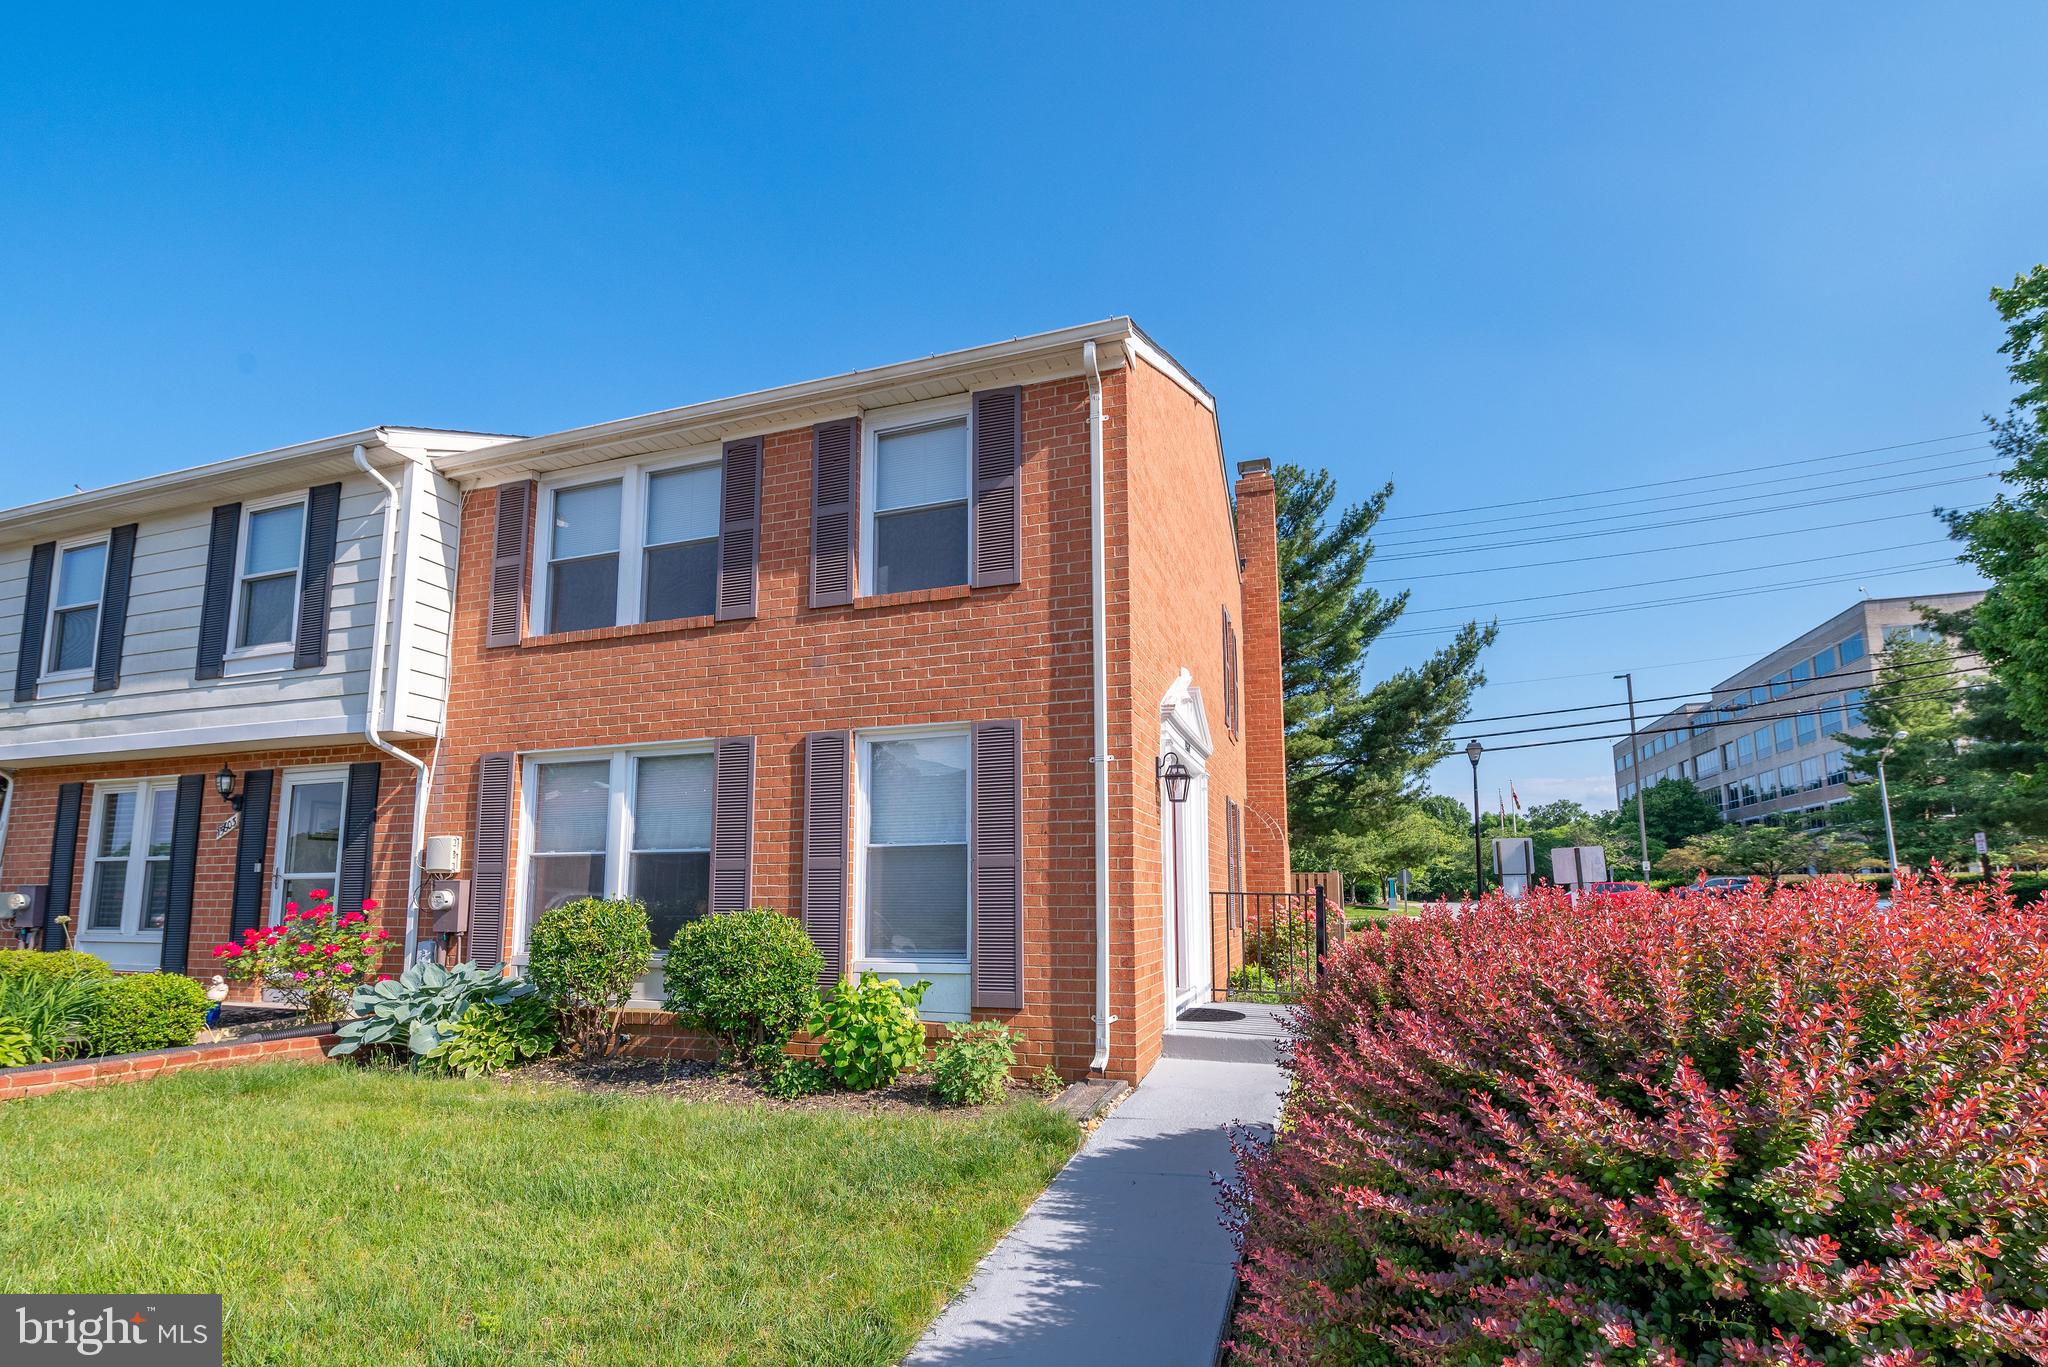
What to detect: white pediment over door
<box><xmin>1158</xmin><ymin>668</ymin><xmax>1214</xmax><ymax>761</ymax></box>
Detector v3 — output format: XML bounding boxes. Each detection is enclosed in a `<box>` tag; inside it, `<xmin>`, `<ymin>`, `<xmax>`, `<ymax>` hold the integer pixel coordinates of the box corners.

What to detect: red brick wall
<box><xmin>430</xmin><ymin>377</ymin><xmax>1117</xmax><ymax>1076</ymax></box>
<box><xmin>1234</xmin><ymin>461</ymin><xmax>1292</xmax><ymax>889</ymax></box>
<box><xmin>0</xmin><ymin>742</ymin><xmax>423</xmax><ymax>979</ymax></box>
<box><xmin>0</xmin><ymin>1026</ymin><xmax>336</xmax><ymax>1101</ymax></box>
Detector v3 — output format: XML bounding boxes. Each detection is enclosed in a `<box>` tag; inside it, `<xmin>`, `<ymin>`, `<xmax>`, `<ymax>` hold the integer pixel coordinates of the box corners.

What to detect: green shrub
<box><xmin>527</xmin><ymin>898</ymin><xmax>652</xmax><ymax>1058</ymax></box>
<box><xmin>930</xmin><ymin>1021</ymin><xmax>1017</xmax><ymax>1107</ymax></box>
<box><xmin>0</xmin><ymin>1017</ymin><xmax>30</xmax><ymax>1068</ymax></box>
<box><xmin>331</xmin><ymin>959</ymin><xmax>534</xmax><ymax>1060</ymax></box>
<box><xmin>0</xmin><ymin>974</ymin><xmax>103</xmax><ymax>1063</ymax></box>
<box><xmin>83</xmin><ymin>974</ymin><xmax>208</xmax><ymax>1056</ymax></box>
<box><xmin>434</xmin><ymin>994</ymin><xmax>558</xmax><ymax>1077</ymax></box>
<box><xmin>661</xmin><ymin>908</ymin><xmax>821</xmax><ymax>1067</ymax></box>
<box><xmin>809</xmin><ymin>973</ymin><xmax>928</xmax><ymax>1091</ymax></box>
<box><xmin>1032</xmin><ymin>1063</ymin><xmax>1065</xmax><ymax>1099</ymax></box>
<box><xmin>761</xmin><ymin>1055</ymin><xmax>832</xmax><ymax>1100</ymax></box>
<box><xmin>0</xmin><ymin>950</ymin><xmax>113</xmax><ymax>985</ymax></box>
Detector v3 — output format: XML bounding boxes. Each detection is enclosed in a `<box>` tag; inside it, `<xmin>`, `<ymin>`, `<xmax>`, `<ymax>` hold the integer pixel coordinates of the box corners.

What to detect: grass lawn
<box><xmin>0</xmin><ymin>1062</ymin><xmax>1079</xmax><ymax>1366</ymax></box>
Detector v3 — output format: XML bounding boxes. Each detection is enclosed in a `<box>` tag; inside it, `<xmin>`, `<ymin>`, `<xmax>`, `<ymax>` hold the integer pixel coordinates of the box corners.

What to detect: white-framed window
<box><xmin>520</xmin><ymin>744</ymin><xmax>715</xmax><ymax>956</ymax></box>
<box><xmin>534</xmin><ymin>450</ymin><xmax>723</xmax><ymax>634</ymax></box>
<box><xmin>230</xmin><ymin>498</ymin><xmax>307</xmax><ymax>652</ymax></box>
<box><xmin>82</xmin><ymin>781</ymin><xmax>178</xmax><ymax>940</ymax></box>
<box><xmin>862</xmin><ymin>400</ymin><xmax>970</xmax><ymax>596</ymax></box>
<box><xmin>44</xmin><ymin>538</ymin><xmax>109</xmax><ymax>677</ymax></box>
<box><xmin>854</xmin><ymin>725</ymin><xmax>972</xmax><ymax>1020</ymax></box>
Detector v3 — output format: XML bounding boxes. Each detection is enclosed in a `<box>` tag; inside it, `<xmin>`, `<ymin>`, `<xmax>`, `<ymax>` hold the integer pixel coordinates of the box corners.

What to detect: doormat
<box><xmin>1178</xmin><ymin>1007</ymin><xmax>1246</xmax><ymax>1023</ymax></box>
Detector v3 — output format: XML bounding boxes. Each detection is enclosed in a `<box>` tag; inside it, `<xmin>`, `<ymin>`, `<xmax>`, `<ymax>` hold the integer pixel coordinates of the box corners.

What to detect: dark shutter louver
<box><xmin>969</xmin><ymin>387</ymin><xmax>1023</xmax><ymax>588</ymax></box>
<box><xmin>970</xmin><ymin>719</ymin><xmax>1024</xmax><ymax>1010</ymax></box>
<box><xmin>801</xmin><ymin>731</ymin><xmax>849</xmax><ymax>992</ymax></box>
<box><xmin>709</xmin><ymin>736</ymin><xmax>756</xmax><ymax>915</ymax></box>
<box><xmin>469</xmin><ymin>752</ymin><xmax>515</xmax><ymax>964</ymax></box>
<box><xmin>1226</xmin><ymin>797</ymin><xmax>1242</xmax><ymax>896</ymax></box>
<box><xmin>337</xmin><ymin>761</ymin><xmax>381</xmax><ymax>917</ymax></box>
<box><xmin>486</xmin><ymin>481</ymin><xmax>533</xmax><ymax>648</ymax></box>
<box><xmin>159</xmin><ymin>774</ymin><xmax>206</xmax><ymax>974</ymax></box>
<box><xmin>809</xmin><ymin>419</ymin><xmax>858</xmax><ymax>608</ymax></box>
<box><xmin>294</xmin><ymin>482</ymin><xmax>342</xmax><ymax>669</ymax></box>
<box><xmin>228</xmin><ymin>769</ymin><xmax>275</xmax><ymax>939</ymax></box>
<box><xmin>44</xmin><ymin>782</ymin><xmax>83</xmax><ymax>952</ymax></box>
<box><xmin>13</xmin><ymin>541</ymin><xmax>55</xmax><ymax>703</ymax></box>
<box><xmin>195</xmin><ymin>503</ymin><xmax>242</xmax><ymax>680</ymax></box>
<box><xmin>717</xmin><ymin>437</ymin><xmax>761</xmax><ymax>621</ymax></box>
<box><xmin>1222</xmin><ymin>607</ymin><xmax>1239</xmax><ymax>738</ymax></box>
<box><xmin>92</xmin><ymin>524</ymin><xmax>138</xmax><ymax>693</ymax></box>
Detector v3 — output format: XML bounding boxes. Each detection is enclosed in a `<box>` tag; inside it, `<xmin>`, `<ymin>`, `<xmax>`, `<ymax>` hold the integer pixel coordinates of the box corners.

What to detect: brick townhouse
<box><xmin>0</xmin><ymin>320</ymin><xmax>1288</xmax><ymax>1082</ymax></box>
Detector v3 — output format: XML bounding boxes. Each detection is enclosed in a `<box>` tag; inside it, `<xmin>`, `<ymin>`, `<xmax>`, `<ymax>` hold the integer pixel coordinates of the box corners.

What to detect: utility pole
<box><xmin>1616</xmin><ymin>672</ymin><xmax>1652</xmax><ymax>882</ymax></box>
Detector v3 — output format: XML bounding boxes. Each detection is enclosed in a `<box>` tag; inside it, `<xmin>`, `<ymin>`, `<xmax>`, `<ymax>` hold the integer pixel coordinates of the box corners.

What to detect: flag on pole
<box><xmin>1510</xmin><ymin>782</ymin><xmax>1521</xmax><ymax>833</ymax></box>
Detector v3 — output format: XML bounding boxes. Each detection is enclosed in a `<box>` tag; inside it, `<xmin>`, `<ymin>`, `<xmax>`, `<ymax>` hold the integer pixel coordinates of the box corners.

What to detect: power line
<box><xmin>1455</xmin><ymin>652</ymin><xmax>1982</xmax><ymax>726</ymax></box>
<box><xmin>1368</xmin><ymin>505</ymin><xmax>1983</xmax><ymax>582</ymax></box>
<box><xmin>1382</xmin><ymin>560</ymin><xmax>1966</xmax><ymax>639</ymax></box>
<box><xmin>1380</xmin><ymin>430</ymin><xmax>1984</xmax><ymax>524</ymax></box>
<box><xmin>1458</xmin><ymin>683</ymin><xmax>1978</xmax><ymax>755</ymax></box>
<box><xmin>1400</xmin><ymin>543</ymin><xmax>1959</xmax><ymax>616</ymax></box>
<box><xmin>1373</xmin><ymin>447</ymin><xmax>1994</xmax><ymax>550</ymax></box>
<box><xmin>1373</xmin><ymin>469</ymin><xmax>2000</xmax><ymax>563</ymax></box>
<box><xmin>1481</xmin><ymin>651</ymin><xmax>1766</xmax><ymax>689</ymax></box>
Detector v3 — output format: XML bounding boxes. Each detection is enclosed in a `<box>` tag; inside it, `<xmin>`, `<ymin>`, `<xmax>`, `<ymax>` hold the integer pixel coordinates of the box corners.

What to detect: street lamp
<box><xmin>1875</xmin><ymin>744</ymin><xmax>1901</xmax><ymax>873</ymax></box>
<box><xmin>1466</xmin><ymin>739</ymin><xmax>1485</xmax><ymax>901</ymax></box>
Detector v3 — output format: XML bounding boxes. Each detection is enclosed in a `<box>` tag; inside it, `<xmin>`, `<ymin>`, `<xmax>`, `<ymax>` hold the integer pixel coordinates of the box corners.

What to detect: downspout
<box><xmin>352</xmin><ymin>442</ymin><xmax>431</xmax><ymax>960</ymax></box>
<box><xmin>1085</xmin><ymin>342</ymin><xmax>1115</xmax><ymax>1074</ymax></box>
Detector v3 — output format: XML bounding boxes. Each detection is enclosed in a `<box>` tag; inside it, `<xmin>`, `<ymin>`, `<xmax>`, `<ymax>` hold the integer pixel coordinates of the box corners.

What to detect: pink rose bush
<box><xmin>211</xmin><ymin>890</ymin><xmax>390</xmax><ymax>1022</ymax></box>
<box><xmin>1224</xmin><ymin>872</ymin><xmax>2048</xmax><ymax>1364</ymax></box>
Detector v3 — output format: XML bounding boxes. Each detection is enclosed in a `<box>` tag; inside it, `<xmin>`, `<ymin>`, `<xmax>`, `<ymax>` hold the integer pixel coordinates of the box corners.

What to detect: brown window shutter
<box><xmin>44</xmin><ymin>782</ymin><xmax>84</xmax><ymax>952</ymax></box>
<box><xmin>486</xmin><ymin>481</ymin><xmax>533</xmax><ymax>648</ymax></box>
<box><xmin>1226</xmin><ymin>797</ymin><xmax>1242</xmax><ymax>895</ymax></box>
<box><xmin>970</xmin><ymin>719</ymin><xmax>1023</xmax><ymax>1010</ymax></box>
<box><xmin>710</xmin><ymin>736</ymin><xmax>755</xmax><ymax>914</ymax></box>
<box><xmin>1222</xmin><ymin>607</ymin><xmax>1239</xmax><ymax>738</ymax></box>
<box><xmin>12</xmin><ymin>542</ymin><xmax>55</xmax><ymax>703</ymax></box>
<box><xmin>969</xmin><ymin>387</ymin><xmax>1022</xmax><ymax>588</ymax></box>
<box><xmin>801</xmin><ymin>730</ymin><xmax>849</xmax><ymax>992</ymax></box>
<box><xmin>195</xmin><ymin>504</ymin><xmax>241</xmax><ymax>680</ymax></box>
<box><xmin>810</xmin><ymin>419</ymin><xmax>858</xmax><ymax>608</ymax></box>
<box><xmin>717</xmin><ymin>437</ymin><xmax>761</xmax><ymax>621</ymax></box>
<box><xmin>469</xmin><ymin>752</ymin><xmax>516</xmax><ymax>964</ymax></box>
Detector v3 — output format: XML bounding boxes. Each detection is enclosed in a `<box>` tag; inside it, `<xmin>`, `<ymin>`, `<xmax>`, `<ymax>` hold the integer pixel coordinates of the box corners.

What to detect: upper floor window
<box><xmin>46</xmin><ymin>541</ymin><xmax>108</xmax><ymax>675</ymax></box>
<box><xmin>538</xmin><ymin>456</ymin><xmax>724</xmax><ymax>635</ymax></box>
<box><xmin>1813</xmin><ymin>645</ymin><xmax>1838</xmax><ymax>676</ymax></box>
<box><xmin>865</xmin><ymin>409</ymin><xmax>969</xmax><ymax>595</ymax></box>
<box><xmin>234</xmin><ymin>502</ymin><xmax>306</xmax><ymax>650</ymax></box>
<box><xmin>547</xmin><ymin>480</ymin><xmax>623</xmax><ymax>634</ymax></box>
<box><xmin>1839</xmin><ymin>632</ymin><xmax>1867</xmax><ymax>666</ymax></box>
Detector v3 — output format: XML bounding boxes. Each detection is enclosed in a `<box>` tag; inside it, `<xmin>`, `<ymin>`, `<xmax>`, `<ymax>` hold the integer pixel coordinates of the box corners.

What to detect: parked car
<box><xmin>1586</xmin><ymin>881</ymin><xmax>1648</xmax><ymax>896</ymax></box>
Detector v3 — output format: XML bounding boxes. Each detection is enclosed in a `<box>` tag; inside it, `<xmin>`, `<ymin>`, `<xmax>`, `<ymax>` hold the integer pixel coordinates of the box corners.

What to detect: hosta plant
<box><xmin>0</xmin><ymin>1016</ymin><xmax>34</xmax><ymax>1068</ymax></box>
<box><xmin>809</xmin><ymin>973</ymin><xmax>928</xmax><ymax>1092</ymax></box>
<box><xmin>329</xmin><ymin>959</ymin><xmax>534</xmax><ymax>1060</ymax></box>
<box><xmin>211</xmin><ymin>892</ymin><xmax>391</xmax><ymax>1022</ymax></box>
<box><xmin>433</xmin><ymin>993</ymin><xmax>558</xmax><ymax>1077</ymax></box>
<box><xmin>1224</xmin><ymin>870</ymin><xmax>2048</xmax><ymax>1365</ymax></box>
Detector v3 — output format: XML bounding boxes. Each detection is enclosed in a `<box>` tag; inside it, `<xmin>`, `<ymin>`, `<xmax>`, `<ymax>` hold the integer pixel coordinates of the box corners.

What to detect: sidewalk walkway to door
<box><xmin>903</xmin><ymin>1018</ymin><xmax>1286</xmax><ymax>1367</ymax></box>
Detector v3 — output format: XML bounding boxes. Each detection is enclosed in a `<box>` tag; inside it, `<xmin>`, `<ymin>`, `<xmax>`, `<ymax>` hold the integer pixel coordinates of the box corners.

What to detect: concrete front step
<box><xmin>1161</xmin><ymin>1002</ymin><xmax>1290</xmax><ymax>1064</ymax></box>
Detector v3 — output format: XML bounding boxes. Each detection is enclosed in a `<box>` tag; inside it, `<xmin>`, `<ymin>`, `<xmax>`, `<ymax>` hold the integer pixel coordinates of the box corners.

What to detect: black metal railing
<box><xmin>1217</xmin><ymin>886</ymin><xmax>1328</xmax><ymax>1002</ymax></box>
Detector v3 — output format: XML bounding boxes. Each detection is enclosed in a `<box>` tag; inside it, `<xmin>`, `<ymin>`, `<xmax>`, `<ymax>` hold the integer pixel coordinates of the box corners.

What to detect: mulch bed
<box><xmin>508</xmin><ymin>1055</ymin><xmax>1037</xmax><ymax>1114</ymax></box>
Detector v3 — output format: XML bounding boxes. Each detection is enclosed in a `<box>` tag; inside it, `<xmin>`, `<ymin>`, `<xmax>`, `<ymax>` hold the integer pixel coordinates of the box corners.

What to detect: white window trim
<box><xmin>513</xmin><ymin>739</ymin><xmax>714</xmax><ymax>970</ymax></box>
<box><xmin>851</xmin><ymin>722</ymin><xmax>973</xmax><ymax>1021</ymax></box>
<box><xmin>224</xmin><ymin>492</ymin><xmax>308</xmax><ymax>663</ymax></box>
<box><xmin>270</xmin><ymin>766</ymin><xmax>350</xmax><ymax>925</ymax></box>
<box><xmin>529</xmin><ymin>446</ymin><xmax>722</xmax><ymax>636</ymax></box>
<box><xmin>42</xmin><ymin>534</ymin><xmax>111</xmax><ymax>684</ymax></box>
<box><xmin>78</xmin><ymin>778</ymin><xmax>176</xmax><ymax>944</ymax></box>
<box><xmin>858</xmin><ymin>396</ymin><xmax>972</xmax><ymax>598</ymax></box>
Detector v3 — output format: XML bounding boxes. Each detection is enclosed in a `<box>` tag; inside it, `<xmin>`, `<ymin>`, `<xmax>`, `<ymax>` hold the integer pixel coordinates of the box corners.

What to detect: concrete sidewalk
<box><xmin>903</xmin><ymin>1052</ymin><xmax>1284</xmax><ymax>1366</ymax></box>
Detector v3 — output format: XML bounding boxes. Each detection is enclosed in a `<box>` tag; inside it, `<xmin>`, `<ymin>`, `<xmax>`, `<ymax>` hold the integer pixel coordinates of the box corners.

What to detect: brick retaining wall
<box><xmin>0</xmin><ymin>1023</ymin><xmax>337</xmax><ymax>1101</ymax></box>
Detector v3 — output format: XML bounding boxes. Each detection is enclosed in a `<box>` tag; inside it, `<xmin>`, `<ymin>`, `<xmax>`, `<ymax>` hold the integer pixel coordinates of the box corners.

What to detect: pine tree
<box><xmin>1276</xmin><ymin>465</ymin><xmax>1495</xmax><ymax>855</ymax></box>
<box><xmin>1836</xmin><ymin>637</ymin><xmax>1976</xmax><ymax>869</ymax></box>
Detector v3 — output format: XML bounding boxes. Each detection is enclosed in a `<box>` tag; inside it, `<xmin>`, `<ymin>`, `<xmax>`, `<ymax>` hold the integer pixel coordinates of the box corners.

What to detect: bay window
<box><xmin>865</xmin><ymin>408</ymin><xmax>970</xmax><ymax>595</ymax></box>
<box><xmin>46</xmin><ymin>540</ymin><xmax>108</xmax><ymax>675</ymax></box>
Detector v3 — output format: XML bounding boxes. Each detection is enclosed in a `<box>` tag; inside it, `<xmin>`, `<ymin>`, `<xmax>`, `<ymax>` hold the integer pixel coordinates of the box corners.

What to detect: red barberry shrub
<box><xmin>1224</xmin><ymin>872</ymin><xmax>2048</xmax><ymax>1365</ymax></box>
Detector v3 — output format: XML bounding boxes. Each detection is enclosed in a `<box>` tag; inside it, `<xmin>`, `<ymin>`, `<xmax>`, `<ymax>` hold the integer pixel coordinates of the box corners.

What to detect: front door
<box><xmin>273</xmin><ymin>770</ymin><xmax>346</xmax><ymax>919</ymax></box>
<box><xmin>1159</xmin><ymin>750</ymin><xmax>1211</xmax><ymax>1015</ymax></box>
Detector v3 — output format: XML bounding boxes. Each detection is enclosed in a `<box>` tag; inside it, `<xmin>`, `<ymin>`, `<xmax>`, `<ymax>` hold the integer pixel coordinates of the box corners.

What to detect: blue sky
<box><xmin>3</xmin><ymin>5</ymin><xmax>2043</xmax><ymax>809</ymax></box>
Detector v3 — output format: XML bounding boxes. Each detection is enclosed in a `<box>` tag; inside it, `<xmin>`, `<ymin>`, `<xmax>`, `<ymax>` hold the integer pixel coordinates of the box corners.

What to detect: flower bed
<box><xmin>1225</xmin><ymin>871</ymin><xmax>2048</xmax><ymax>1364</ymax></box>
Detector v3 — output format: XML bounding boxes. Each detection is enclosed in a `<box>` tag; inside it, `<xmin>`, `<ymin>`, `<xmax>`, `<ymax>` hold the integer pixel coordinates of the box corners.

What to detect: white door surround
<box><xmin>1158</xmin><ymin>670</ymin><xmax>1214</xmax><ymax>1017</ymax></box>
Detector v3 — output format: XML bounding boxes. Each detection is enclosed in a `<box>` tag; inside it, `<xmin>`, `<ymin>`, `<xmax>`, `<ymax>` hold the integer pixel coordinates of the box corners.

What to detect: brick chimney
<box><xmin>1234</xmin><ymin>458</ymin><xmax>1291</xmax><ymax>889</ymax></box>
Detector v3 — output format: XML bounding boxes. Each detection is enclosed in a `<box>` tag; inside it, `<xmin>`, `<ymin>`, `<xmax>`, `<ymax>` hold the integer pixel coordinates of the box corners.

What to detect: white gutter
<box><xmin>1085</xmin><ymin>342</ymin><xmax>1115</xmax><ymax>1074</ymax></box>
<box><xmin>352</xmin><ymin>443</ymin><xmax>431</xmax><ymax>960</ymax></box>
